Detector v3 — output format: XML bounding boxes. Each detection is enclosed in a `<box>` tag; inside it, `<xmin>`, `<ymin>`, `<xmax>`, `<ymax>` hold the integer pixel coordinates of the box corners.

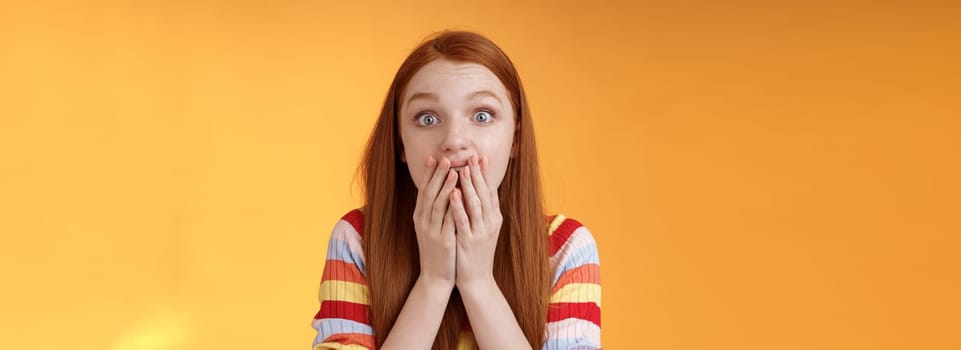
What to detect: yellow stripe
<box><xmin>550</xmin><ymin>283</ymin><xmax>601</xmax><ymax>306</ymax></box>
<box><xmin>314</xmin><ymin>343</ymin><xmax>370</xmax><ymax>350</ymax></box>
<box><xmin>548</xmin><ymin>214</ymin><xmax>567</xmax><ymax>236</ymax></box>
<box><xmin>319</xmin><ymin>280</ymin><xmax>370</xmax><ymax>305</ymax></box>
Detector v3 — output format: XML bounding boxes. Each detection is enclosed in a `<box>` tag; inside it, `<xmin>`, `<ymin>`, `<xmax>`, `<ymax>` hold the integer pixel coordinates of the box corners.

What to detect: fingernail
<box><xmin>428</xmin><ymin>155</ymin><xmax>435</xmax><ymax>167</ymax></box>
<box><xmin>482</xmin><ymin>156</ymin><xmax>488</xmax><ymax>170</ymax></box>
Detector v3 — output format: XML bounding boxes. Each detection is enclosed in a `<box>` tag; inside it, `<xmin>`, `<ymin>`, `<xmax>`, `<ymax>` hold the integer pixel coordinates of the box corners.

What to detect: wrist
<box><xmin>416</xmin><ymin>274</ymin><xmax>456</xmax><ymax>294</ymax></box>
<box><xmin>456</xmin><ymin>275</ymin><xmax>498</xmax><ymax>297</ymax></box>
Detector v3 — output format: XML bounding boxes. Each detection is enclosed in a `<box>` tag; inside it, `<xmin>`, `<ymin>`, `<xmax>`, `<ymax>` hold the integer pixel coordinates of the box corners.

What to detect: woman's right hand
<box><xmin>412</xmin><ymin>155</ymin><xmax>458</xmax><ymax>287</ymax></box>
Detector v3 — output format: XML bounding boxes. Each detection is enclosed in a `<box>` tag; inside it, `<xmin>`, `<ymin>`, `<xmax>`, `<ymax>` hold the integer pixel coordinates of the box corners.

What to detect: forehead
<box><xmin>403</xmin><ymin>59</ymin><xmax>508</xmax><ymax>102</ymax></box>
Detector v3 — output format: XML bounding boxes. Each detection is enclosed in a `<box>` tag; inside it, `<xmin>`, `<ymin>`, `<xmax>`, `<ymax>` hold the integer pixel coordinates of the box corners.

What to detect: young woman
<box><xmin>311</xmin><ymin>30</ymin><xmax>601</xmax><ymax>350</ymax></box>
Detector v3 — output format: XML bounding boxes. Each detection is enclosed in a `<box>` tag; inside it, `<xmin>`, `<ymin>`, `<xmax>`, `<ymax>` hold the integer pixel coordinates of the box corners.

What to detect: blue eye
<box><xmin>474</xmin><ymin>110</ymin><xmax>492</xmax><ymax>123</ymax></box>
<box><xmin>417</xmin><ymin>114</ymin><xmax>438</xmax><ymax>126</ymax></box>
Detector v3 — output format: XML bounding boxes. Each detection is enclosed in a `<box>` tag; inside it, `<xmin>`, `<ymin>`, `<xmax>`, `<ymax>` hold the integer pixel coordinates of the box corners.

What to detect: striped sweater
<box><xmin>311</xmin><ymin>209</ymin><xmax>601</xmax><ymax>349</ymax></box>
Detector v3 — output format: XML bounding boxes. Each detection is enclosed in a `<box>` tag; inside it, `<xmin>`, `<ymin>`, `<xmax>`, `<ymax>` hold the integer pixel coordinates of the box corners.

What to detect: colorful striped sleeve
<box><xmin>311</xmin><ymin>209</ymin><xmax>376</xmax><ymax>350</ymax></box>
<box><xmin>544</xmin><ymin>215</ymin><xmax>602</xmax><ymax>350</ymax></box>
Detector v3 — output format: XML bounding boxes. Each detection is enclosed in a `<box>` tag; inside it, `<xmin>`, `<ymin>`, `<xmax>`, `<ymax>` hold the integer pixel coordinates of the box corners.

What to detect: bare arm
<box><xmin>379</xmin><ymin>276</ymin><xmax>453</xmax><ymax>349</ymax></box>
<box><xmin>459</xmin><ymin>278</ymin><xmax>533</xmax><ymax>350</ymax></box>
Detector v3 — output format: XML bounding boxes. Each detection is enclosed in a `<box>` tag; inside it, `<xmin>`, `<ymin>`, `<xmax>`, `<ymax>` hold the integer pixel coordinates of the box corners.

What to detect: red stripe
<box><xmin>550</xmin><ymin>218</ymin><xmax>583</xmax><ymax>256</ymax></box>
<box><xmin>314</xmin><ymin>300</ymin><xmax>371</xmax><ymax>325</ymax></box>
<box><xmin>547</xmin><ymin>302</ymin><xmax>601</xmax><ymax>327</ymax></box>
<box><xmin>321</xmin><ymin>260</ymin><xmax>367</xmax><ymax>285</ymax></box>
<box><xmin>342</xmin><ymin>209</ymin><xmax>365</xmax><ymax>238</ymax></box>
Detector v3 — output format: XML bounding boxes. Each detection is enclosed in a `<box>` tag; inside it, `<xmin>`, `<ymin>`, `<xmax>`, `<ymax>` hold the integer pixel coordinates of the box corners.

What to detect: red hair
<box><xmin>357</xmin><ymin>30</ymin><xmax>550</xmax><ymax>349</ymax></box>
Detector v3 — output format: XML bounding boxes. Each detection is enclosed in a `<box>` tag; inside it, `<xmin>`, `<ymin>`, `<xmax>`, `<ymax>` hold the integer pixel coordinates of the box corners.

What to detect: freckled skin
<box><xmin>398</xmin><ymin>58</ymin><xmax>516</xmax><ymax>191</ymax></box>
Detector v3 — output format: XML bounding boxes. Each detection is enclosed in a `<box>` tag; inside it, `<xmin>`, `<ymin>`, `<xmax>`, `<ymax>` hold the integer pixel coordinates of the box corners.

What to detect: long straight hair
<box><xmin>358</xmin><ymin>30</ymin><xmax>550</xmax><ymax>349</ymax></box>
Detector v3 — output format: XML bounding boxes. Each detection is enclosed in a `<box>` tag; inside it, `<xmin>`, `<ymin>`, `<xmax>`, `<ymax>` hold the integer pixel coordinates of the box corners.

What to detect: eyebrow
<box><xmin>405</xmin><ymin>90</ymin><xmax>503</xmax><ymax>107</ymax></box>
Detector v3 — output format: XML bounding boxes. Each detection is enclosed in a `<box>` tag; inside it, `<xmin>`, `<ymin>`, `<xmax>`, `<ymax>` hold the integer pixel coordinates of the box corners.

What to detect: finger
<box><xmin>442</xmin><ymin>203</ymin><xmax>455</xmax><ymax>239</ymax></box>
<box><xmin>425</xmin><ymin>156</ymin><xmax>450</xmax><ymax>196</ymax></box>
<box><xmin>450</xmin><ymin>188</ymin><xmax>472</xmax><ymax>237</ymax></box>
<box><xmin>422</xmin><ymin>155</ymin><xmax>437</xmax><ymax>186</ymax></box>
<box><xmin>458</xmin><ymin>158</ymin><xmax>484</xmax><ymax>223</ymax></box>
<box><xmin>481</xmin><ymin>155</ymin><xmax>503</xmax><ymax>219</ymax></box>
<box><xmin>470</xmin><ymin>154</ymin><xmax>492</xmax><ymax>216</ymax></box>
<box><xmin>482</xmin><ymin>155</ymin><xmax>503</xmax><ymax>218</ymax></box>
<box><xmin>430</xmin><ymin>168</ymin><xmax>459</xmax><ymax>234</ymax></box>
<box><xmin>416</xmin><ymin>156</ymin><xmax>437</xmax><ymax>209</ymax></box>
<box><xmin>414</xmin><ymin>155</ymin><xmax>436</xmax><ymax>224</ymax></box>
<box><xmin>422</xmin><ymin>156</ymin><xmax>450</xmax><ymax>216</ymax></box>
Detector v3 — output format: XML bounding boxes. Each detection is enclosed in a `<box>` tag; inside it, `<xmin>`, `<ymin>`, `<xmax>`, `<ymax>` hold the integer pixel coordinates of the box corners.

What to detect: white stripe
<box><xmin>545</xmin><ymin>318</ymin><xmax>601</xmax><ymax>346</ymax></box>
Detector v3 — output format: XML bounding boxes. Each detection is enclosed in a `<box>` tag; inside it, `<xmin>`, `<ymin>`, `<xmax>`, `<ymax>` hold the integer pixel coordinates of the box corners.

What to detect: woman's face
<box><xmin>398</xmin><ymin>58</ymin><xmax>516</xmax><ymax>191</ymax></box>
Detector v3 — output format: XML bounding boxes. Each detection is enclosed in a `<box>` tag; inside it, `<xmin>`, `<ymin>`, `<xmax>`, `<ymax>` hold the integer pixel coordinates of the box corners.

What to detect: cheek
<box><xmin>485</xmin><ymin>157</ymin><xmax>511</xmax><ymax>189</ymax></box>
<box><xmin>406</xmin><ymin>155</ymin><xmax>438</xmax><ymax>191</ymax></box>
<box><xmin>406</xmin><ymin>161</ymin><xmax>425</xmax><ymax>190</ymax></box>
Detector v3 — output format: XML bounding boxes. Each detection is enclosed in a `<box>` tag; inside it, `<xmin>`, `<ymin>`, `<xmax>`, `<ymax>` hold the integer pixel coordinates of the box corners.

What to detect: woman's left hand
<box><xmin>450</xmin><ymin>154</ymin><xmax>503</xmax><ymax>289</ymax></box>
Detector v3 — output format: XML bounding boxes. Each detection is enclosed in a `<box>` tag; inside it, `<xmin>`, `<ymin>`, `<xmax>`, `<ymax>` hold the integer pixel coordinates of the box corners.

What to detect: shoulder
<box><xmin>328</xmin><ymin>208</ymin><xmax>365</xmax><ymax>241</ymax></box>
<box><xmin>547</xmin><ymin>214</ymin><xmax>599</xmax><ymax>261</ymax></box>
<box><xmin>324</xmin><ymin>208</ymin><xmax>367</xmax><ymax>271</ymax></box>
<box><xmin>546</xmin><ymin>214</ymin><xmax>600</xmax><ymax>286</ymax></box>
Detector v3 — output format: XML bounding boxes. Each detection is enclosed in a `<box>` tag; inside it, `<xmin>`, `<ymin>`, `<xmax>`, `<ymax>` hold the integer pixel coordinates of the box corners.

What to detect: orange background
<box><xmin>1</xmin><ymin>1</ymin><xmax>959</xmax><ymax>349</ymax></box>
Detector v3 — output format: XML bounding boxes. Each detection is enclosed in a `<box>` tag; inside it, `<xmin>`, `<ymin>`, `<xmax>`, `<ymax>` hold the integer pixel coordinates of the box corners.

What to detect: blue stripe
<box><xmin>311</xmin><ymin>318</ymin><xmax>373</xmax><ymax>347</ymax></box>
<box><xmin>326</xmin><ymin>239</ymin><xmax>366</xmax><ymax>274</ymax></box>
<box><xmin>552</xmin><ymin>243</ymin><xmax>599</xmax><ymax>286</ymax></box>
<box><xmin>542</xmin><ymin>337</ymin><xmax>601</xmax><ymax>350</ymax></box>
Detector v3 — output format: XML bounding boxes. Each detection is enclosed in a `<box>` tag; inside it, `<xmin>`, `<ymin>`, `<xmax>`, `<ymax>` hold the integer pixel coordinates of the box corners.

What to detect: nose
<box><xmin>441</xmin><ymin>118</ymin><xmax>469</xmax><ymax>152</ymax></box>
